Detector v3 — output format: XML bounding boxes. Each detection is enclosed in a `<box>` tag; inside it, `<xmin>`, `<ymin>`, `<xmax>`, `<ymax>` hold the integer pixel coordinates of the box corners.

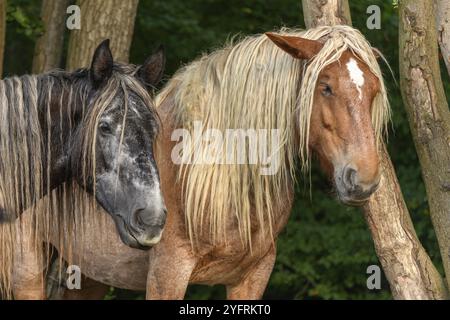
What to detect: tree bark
<box><xmin>399</xmin><ymin>0</ymin><xmax>450</xmax><ymax>291</ymax></box>
<box><xmin>436</xmin><ymin>0</ymin><xmax>450</xmax><ymax>76</ymax></box>
<box><xmin>364</xmin><ymin>144</ymin><xmax>447</xmax><ymax>299</ymax></box>
<box><xmin>302</xmin><ymin>0</ymin><xmax>448</xmax><ymax>299</ymax></box>
<box><xmin>32</xmin><ymin>0</ymin><xmax>70</xmax><ymax>74</ymax></box>
<box><xmin>302</xmin><ymin>0</ymin><xmax>352</xmax><ymax>28</ymax></box>
<box><xmin>66</xmin><ymin>0</ymin><xmax>139</xmax><ymax>70</ymax></box>
<box><xmin>0</xmin><ymin>0</ymin><xmax>6</xmax><ymax>77</ymax></box>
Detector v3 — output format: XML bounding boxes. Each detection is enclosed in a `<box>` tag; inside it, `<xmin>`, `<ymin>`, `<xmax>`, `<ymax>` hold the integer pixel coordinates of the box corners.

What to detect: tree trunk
<box><xmin>66</xmin><ymin>0</ymin><xmax>139</xmax><ymax>70</ymax></box>
<box><xmin>399</xmin><ymin>0</ymin><xmax>450</xmax><ymax>291</ymax></box>
<box><xmin>32</xmin><ymin>0</ymin><xmax>70</xmax><ymax>74</ymax></box>
<box><xmin>302</xmin><ymin>0</ymin><xmax>448</xmax><ymax>299</ymax></box>
<box><xmin>364</xmin><ymin>144</ymin><xmax>447</xmax><ymax>299</ymax></box>
<box><xmin>302</xmin><ymin>0</ymin><xmax>352</xmax><ymax>28</ymax></box>
<box><xmin>436</xmin><ymin>0</ymin><xmax>450</xmax><ymax>76</ymax></box>
<box><xmin>0</xmin><ymin>0</ymin><xmax>6</xmax><ymax>77</ymax></box>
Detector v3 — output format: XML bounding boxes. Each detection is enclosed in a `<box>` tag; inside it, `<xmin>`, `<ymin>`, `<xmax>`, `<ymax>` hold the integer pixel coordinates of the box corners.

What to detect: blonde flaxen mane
<box><xmin>156</xmin><ymin>25</ymin><xmax>390</xmax><ymax>249</ymax></box>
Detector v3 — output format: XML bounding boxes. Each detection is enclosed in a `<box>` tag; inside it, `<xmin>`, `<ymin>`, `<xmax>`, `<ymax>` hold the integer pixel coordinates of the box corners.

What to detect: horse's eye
<box><xmin>98</xmin><ymin>122</ymin><xmax>112</xmax><ymax>135</ymax></box>
<box><xmin>321</xmin><ymin>84</ymin><xmax>333</xmax><ymax>97</ymax></box>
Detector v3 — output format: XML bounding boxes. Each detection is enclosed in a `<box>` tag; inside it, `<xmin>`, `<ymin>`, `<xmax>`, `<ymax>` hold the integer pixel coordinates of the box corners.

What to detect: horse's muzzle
<box><xmin>112</xmin><ymin>206</ymin><xmax>167</xmax><ymax>250</ymax></box>
<box><xmin>129</xmin><ymin>206</ymin><xmax>167</xmax><ymax>247</ymax></box>
<box><xmin>335</xmin><ymin>166</ymin><xmax>380</xmax><ymax>206</ymax></box>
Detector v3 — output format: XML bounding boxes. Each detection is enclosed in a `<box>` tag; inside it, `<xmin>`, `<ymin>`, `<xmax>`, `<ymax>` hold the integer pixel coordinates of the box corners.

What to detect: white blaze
<box><xmin>346</xmin><ymin>58</ymin><xmax>365</xmax><ymax>100</ymax></box>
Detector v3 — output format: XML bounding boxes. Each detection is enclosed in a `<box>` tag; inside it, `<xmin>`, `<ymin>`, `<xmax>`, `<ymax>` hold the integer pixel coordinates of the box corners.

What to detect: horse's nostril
<box><xmin>133</xmin><ymin>208</ymin><xmax>149</xmax><ymax>228</ymax></box>
<box><xmin>133</xmin><ymin>207</ymin><xmax>166</xmax><ymax>230</ymax></box>
<box><xmin>343</xmin><ymin>167</ymin><xmax>357</xmax><ymax>190</ymax></box>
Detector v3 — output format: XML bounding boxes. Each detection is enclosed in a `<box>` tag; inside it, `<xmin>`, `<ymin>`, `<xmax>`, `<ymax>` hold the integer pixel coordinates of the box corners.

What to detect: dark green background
<box><xmin>4</xmin><ymin>0</ymin><xmax>449</xmax><ymax>300</ymax></box>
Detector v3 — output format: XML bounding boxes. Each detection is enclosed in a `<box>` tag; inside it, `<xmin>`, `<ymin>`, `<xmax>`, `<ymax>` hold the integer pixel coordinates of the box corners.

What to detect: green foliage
<box><xmin>6</xmin><ymin>1</ymin><xmax>43</xmax><ymax>38</ymax></box>
<box><xmin>2</xmin><ymin>0</ymin><xmax>447</xmax><ymax>300</ymax></box>
<box><xmin>3</xmin><ymin>0</ymin><xmax>43</xmax><ymax>76</ymax></box>
<box><xmin>130</xmin><ymin>0</ymin><xmax>304</xmax><ymax>75</ymax></box>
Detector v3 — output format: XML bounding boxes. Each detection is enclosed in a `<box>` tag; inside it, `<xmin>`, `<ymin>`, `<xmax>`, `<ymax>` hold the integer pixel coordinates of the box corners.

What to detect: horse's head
<box><xmin>71</xmin><ymin>40</ymin><xmax>167</xmax><ymax>249</ymax></box>
<box><xmin>267</xmin><ymin>33</ymin><xmax>382</xmax><ymax>206</ymax></box>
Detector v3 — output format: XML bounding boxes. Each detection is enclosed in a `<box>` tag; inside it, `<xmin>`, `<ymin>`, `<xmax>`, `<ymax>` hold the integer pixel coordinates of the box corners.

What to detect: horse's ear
<box><xmin>136</xmin><ymin>45</ymin><xmax>166</xmax><ymax>89</ymax></box>
<box><xmin>265</xmin><ymin>32</ymin><xmax>323</xmax><ymax>60</ymax></box>
<box><xmin>90</xmin><ymin>39</ymin><xmax>114</xmax><ymax>88</ymax></box>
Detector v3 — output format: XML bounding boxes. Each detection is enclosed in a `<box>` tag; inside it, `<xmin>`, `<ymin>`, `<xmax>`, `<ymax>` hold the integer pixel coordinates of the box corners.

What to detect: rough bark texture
<box><xmin>302</xmin><ymin>0</ymin><xmax>448</xmax><ymax>299</ymax></box>
<box><xmin>66</xmin><ymin>0</ymin><xmax>139</xmax><ymax>70</ymax></box>
<box><xmin>0</xmin><ymin>0</ymin><xmax>6</xmax><ymax>77</ymax></box>
<box><xmin>364</xmin><ymin>144</ymin><xmax>448</xmax><ymax>299</ymax></box>
<box><xmin>399</xmin><ymin>0</ymin><xmax>450</xmax><ymax>291</ymax></box>
<box><xmin>302</xmin><ymin>0</ymin><xmax>352</xmax><ymax>28</ymax></box>
<box><xmin>32</xmin><ymin>0</ymin><xmax>70</xmax><ymax>74</ymax></box>
<box><xmin>436</xmin><ymin>0</ymin><xmax>450</xmax><ymax>76</ymax></box>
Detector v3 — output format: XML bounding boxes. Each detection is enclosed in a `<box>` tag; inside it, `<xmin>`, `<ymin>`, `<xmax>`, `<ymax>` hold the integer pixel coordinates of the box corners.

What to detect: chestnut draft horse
<box><xmin>9</xmin><ymin>25</ymin><xmax>390</xmax><ymax>300</ymax></box>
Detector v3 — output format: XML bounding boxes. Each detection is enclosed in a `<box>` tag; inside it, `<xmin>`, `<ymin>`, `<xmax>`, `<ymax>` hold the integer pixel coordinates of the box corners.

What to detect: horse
<box><xmin>0</xmin><ymin>39</ymin><xmax>167</xmax><ymax>246</ymax></box>
<box><xmin>0</xmin><ymin>40</ymin><xmax>167</xmax><ymax>298</ymax></box>
<box><xmin>8</xmin><ymin>25</ymin><xmax>390</xmax><ymax>300</ymax></box>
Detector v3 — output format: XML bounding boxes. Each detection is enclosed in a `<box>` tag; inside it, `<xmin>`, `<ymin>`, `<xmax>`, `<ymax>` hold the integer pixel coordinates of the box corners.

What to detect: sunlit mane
<box><xmin>156</xmin><ymin>25</ymin><xmax>390</xmax><ymax>249</ymax></box>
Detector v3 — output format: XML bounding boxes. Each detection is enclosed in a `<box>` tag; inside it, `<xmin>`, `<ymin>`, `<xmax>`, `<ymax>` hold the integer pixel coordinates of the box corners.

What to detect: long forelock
<box><xmin>81</xmin><ymin>64</ymin><xmax>157</xmax><ymax>179</ymax></box>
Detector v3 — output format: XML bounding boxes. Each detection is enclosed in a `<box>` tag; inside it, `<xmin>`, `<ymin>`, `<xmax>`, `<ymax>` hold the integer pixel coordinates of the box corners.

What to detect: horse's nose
<box><xmin>342</xmin><ymin>166</ymin><xmax>379</xmax><ymax>199</ymax></box>
<box><xmin>132</xmin><ymin>207</ymin><xmax>167</xmax><ymax>230</ymax></box>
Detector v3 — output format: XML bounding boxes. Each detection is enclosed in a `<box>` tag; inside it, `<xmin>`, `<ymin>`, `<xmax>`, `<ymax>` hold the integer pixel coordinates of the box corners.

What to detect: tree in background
<box><xmin>0</xmin><ymin>0</ymin><xmax>6</xmax><ymax>77</ymax></box>
<box><xmin>66</xmin><ymin>0</ymin><xmax>139</xmax><ymax>70</ymax></box>
<box><xmin>399</xmin><ymin>0</ymin><xmax>450</xmax><ymax>291</ymax></box>
<box><xmin>302</xmin><ymin>0</ymin><xmax>351</xmax><ymax>27</ymax></box>
<box><xmin>32</xmin><ymin>0</ymin><xmax>70</xmax><ymax>73</ymax></box>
